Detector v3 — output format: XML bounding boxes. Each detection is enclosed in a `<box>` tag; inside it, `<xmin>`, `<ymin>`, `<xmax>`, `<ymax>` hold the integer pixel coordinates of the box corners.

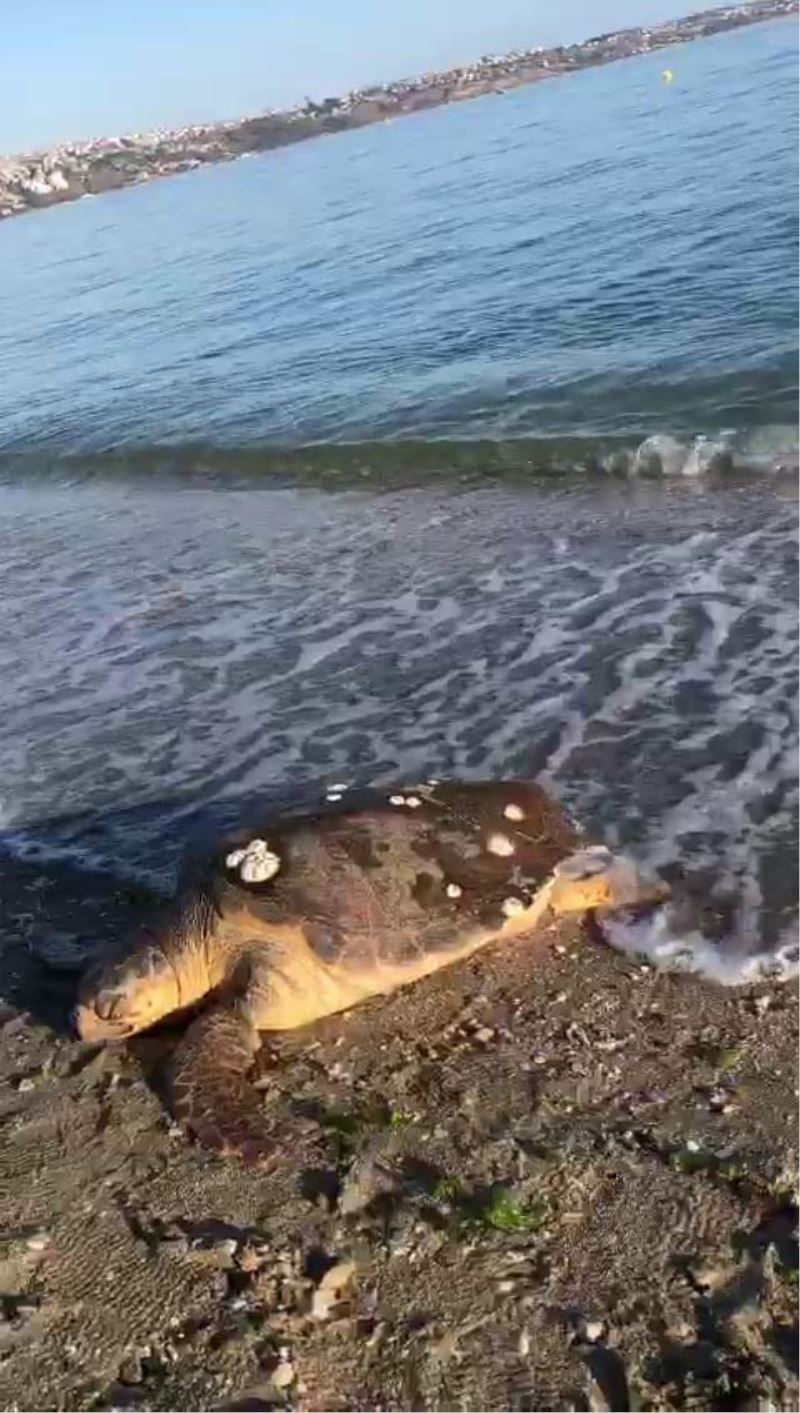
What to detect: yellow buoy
<box><xmin>662</xmin><ymin>68</ymin><xmax>674</xmax><ymax>83</ymax></box>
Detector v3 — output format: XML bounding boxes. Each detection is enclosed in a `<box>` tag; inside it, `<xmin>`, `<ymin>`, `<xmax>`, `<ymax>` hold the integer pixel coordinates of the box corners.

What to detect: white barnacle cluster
<box><xmin>446</xmin><ymin>882</ymin><xmax>463</xmax><ymax>899</ymax></box>
<box><xmin>501</xmin><ymin>895</ymin><xmax>527</xmax><ymax>918</ymax></box>
<box><xmin>225</xmin><ymin>838</ymin><xmax>281</xmax><ymax>885</ymax></box>
<box><xmin>388</xmin><ymin>793</ymin><xmax>422</xmax><ymax>809</ymax></box>
<box><xmin>486</xmin><ymin>831</ymin><xmax>515</xmax><ymax>857</ymax></box>
<box><xmin>407</xmin><ymin>781</ymin><xmax>438</xmax><ymax>801</ymax></box>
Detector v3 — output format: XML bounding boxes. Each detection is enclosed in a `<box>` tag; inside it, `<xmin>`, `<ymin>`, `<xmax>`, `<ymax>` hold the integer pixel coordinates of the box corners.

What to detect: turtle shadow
<box><xmin>547</xmin><ymin>1308</ymin><xmax>632</xmax><ymax>1411</ymax></box>
<box><xmin>582</xmin><ymin>1346</ymin><xmax>631</xmax><ymax>1412</ymax></box>
<box><xmin>299</xmin><ymin>1165</ymin><xmax>341</xmax><ymax>1212</ymax></box>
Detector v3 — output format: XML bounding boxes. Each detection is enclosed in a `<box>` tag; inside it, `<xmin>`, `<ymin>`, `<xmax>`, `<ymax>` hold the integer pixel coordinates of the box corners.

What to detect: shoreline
<box><xmin>0</xmin><ymin>1</ymin><xmax>796</xmax><ymax>223</ymax></box>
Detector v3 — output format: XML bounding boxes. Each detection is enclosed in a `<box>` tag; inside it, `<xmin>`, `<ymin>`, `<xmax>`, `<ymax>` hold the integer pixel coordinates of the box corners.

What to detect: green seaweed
<box><xmin>472</xmin><ymin>1190</ymin><xmax>548</xmax><ymax>1233</ymax></box>
<box><xmin>430</xmin><ymin>1178</ymin><xmax>547</xmax><ymax>1234</ymax></box>
<box><xmin>388</xmin><ymin>1107</ymin><xmax>416</xmax><ymax>1130</ymax></box>
<box><xmin>432</xmin><ymin>1176</ymin><xmax>466</xmax><ymax>1205</ymax></box>
<box><xmin>670</xmin><ymin>1146</ymin><xmax>713</xmax><ymax>1175</ymax></box>
<box><xmin>715</xmin><ymin>1045</ymin><xmax>745</xmax><ymax>1073</ymax></box>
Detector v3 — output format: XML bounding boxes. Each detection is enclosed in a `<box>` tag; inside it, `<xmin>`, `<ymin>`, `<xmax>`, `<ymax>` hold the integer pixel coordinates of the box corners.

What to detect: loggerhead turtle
<box><xmin>75</xmin><ymin>778</ymin><xmax>668</xmax><ymax>1163</ymax></box>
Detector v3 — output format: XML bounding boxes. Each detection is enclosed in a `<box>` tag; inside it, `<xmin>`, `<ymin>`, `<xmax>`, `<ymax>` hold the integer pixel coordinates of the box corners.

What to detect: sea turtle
<box><xmin>75</xmin><ymin>778</ymin><xmax>668</xmax><ymax>1163</ymax></box>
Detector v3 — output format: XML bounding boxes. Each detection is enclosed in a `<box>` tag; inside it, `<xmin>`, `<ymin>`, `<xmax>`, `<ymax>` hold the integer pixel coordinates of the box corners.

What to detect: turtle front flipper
<box><xmin>167</xmin><ymin>1006</ymin><xmax>277</xmax><ymax>1166</ymax></box>
<box><xmin>548</xmin><ymin>847</ymin><xmax>669</xmax><ymax>914</ymax></box>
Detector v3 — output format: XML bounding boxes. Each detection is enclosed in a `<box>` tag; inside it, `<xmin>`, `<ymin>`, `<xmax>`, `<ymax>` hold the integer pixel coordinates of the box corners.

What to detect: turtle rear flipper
<box><xmin>167</xmin><ymin>1007</ymin><xmax>278</xmax><ymax>1166</ymax></box>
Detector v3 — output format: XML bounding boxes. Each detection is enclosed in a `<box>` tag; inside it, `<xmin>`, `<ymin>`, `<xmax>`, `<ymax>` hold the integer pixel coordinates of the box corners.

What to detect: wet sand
<box><xmin>0</xmin><ymin>854</ymin><xmax>796</xmax><ymax>1411</ymax></box>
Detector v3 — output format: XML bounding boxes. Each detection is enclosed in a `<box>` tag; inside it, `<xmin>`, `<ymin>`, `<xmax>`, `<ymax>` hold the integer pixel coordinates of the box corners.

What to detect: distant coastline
<box><xmin>0</xmin><ymin>0</ymin><xmax>795</xmax><ymax>222</ymax></box>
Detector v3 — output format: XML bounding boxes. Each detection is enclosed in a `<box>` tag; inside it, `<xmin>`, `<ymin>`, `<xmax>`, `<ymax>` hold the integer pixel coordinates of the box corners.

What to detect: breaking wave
<box><xmin>596</xmin><ymin>899</ymin><xmax>799</xmax><ymax>987</ymax></box>
<box><xmin>0</xmin><ymin>427</ymin><xmax>797</xmax><ymax>490</ymax></box>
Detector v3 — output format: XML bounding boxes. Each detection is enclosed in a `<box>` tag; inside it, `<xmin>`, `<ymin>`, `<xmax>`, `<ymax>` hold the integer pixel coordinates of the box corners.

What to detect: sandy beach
<box><xmin>0</xmin><ymin>853</ymin><xmax>796</xmax><ymax>1411</ymax></box>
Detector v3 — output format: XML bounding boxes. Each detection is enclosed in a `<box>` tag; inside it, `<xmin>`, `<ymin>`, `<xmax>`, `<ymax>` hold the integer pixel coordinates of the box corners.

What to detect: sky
<box><xmin>3</xmin><ymin>0</ymin><xmax>737</xmax><ymax>154</ymax></box>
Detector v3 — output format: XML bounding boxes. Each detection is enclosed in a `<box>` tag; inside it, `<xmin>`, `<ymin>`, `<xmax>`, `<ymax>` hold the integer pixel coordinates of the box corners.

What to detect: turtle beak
<box><xmin>72</xmin><ymin>1000</ymin><xmax>136</xmax><ymax>1043</ymax></box>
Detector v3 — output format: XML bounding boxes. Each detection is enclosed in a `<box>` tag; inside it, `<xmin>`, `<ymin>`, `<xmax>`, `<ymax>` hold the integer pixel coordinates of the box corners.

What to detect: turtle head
<box><xmin>74</xmin><ymin>941</ymin><xmax>182</xmax><ymax>1042</ymax></box>
<box><xmin>549</xmin><ymin>847</ymin><xmax>670</xmax><ymax>913</ymax></box>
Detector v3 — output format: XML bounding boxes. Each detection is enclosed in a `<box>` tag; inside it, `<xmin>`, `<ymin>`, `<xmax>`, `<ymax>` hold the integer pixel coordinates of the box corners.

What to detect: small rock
<box><xmin>311</xmin><ymin>1259</ymin><xmax>356</xmax><ymax>1321</ymax></box>
<box><xmin>118</xmin><ymin>1352</ymin><xmax>144</xmax><ymax>1386</ymax></box>
<box><xmin>25</xmin><ymin>1232</ymin><xmax>50</xmax><ymax>1252</ymax></box>
<box><xmin>429</xmin><ymin>1329</ymin><xmax>461</xmax><ymax>1364</ymax></box>
<box><xmin>366</xmin><ymin>1319</ymin><xmax>386</xmax><ymax>1348</ymax></box>
<box><xmin>473</xmin><ymin>1027</ymin><xmax>495</xmax><ymax>1046</ymax></box>
<box><xmin>271</xmin><ymin>1349</ymin><xmax>295</xmax><ymax>1389</ymax></box>
<box><xmin>213</xmin><ymin>1238</ymin><xmax>239</xmax><ymax>1261</ymax></box>
<box><xmin>584</xmin><ymin>1320</ymin><xmax>606</xmax><ymax>1343</ymax></box>
<box><xmin>754</xmin><ymin>994</ymin><xmax>771</xmax><ymax>1014</ymax></box>
<box><xmin>669</xmin><ymin>1319</ymin><xmax>695</xmax><ymax>1342</ymax></box>
<box><xmin>238</xmin><ymin>1244</ymin><xmax>268</xmax><ymax>1274</ymax></box>
<box><xmin>16</xmin><ymin>1077</ymin><xmax>36</xmax><ymax>1093</ymax></box>
<box><xmin>708</xmin><ymin>1087</ymin><xmax>738</xmax><ymax>1114</ymax></box>
<box><xmin>339</xmin><ymin>1154</ymin><xmax>388</xmax><ymax>1216</ymax></box>
<box><xmin>518</xmin><ymin>1329</ymin><xmax>531</xmax><ymax>1357</ymax></box>
<box><xmin>687</xmin><ymin>1261</ymin><xmax>732</xmax><ymax>1293</ymax></box>
<box><xmin>575</xmin><ymin>1317</ymin><xmax>607</xmax><ymax>1344</ymax></box>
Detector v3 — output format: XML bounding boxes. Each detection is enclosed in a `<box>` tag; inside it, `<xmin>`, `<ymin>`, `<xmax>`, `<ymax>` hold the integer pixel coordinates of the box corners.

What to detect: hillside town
<box><xmin>0</xmin><ymin>0</ymin><xmax>795</xmax><ymax>221</ymax></box>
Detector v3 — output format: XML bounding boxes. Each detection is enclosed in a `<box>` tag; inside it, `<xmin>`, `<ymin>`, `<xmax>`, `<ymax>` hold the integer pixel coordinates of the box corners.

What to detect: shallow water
<box><xmin>0</xmin><ymin>21</ymin><xmax>796</xmax><ymax>975</ymax></box>
<box><xmin>1</xmin><ymin>476</ymin><xmax>796</xmax><ymax>969</ymax></box>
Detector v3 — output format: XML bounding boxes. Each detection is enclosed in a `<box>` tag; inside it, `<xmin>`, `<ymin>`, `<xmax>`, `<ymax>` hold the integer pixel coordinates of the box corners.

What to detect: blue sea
<box><xmin>0</xmin><ymin>19</ymin><xmax>797</xmax><ymax>974</ymax></box>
